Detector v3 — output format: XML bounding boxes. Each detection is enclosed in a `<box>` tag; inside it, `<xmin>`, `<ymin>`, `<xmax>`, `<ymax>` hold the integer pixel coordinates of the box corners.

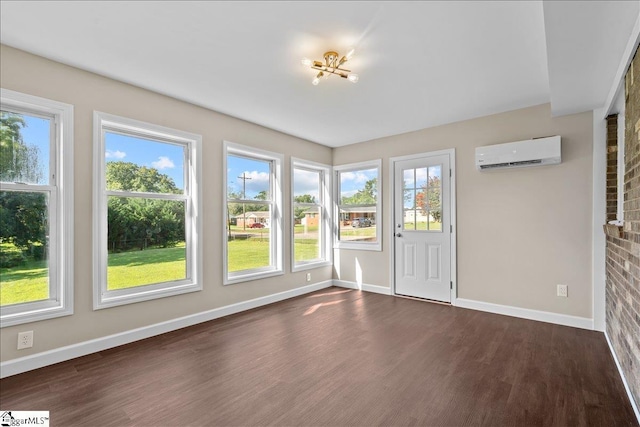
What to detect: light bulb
<box><xmin>347</xmin><ymin>73</ymin><xmax>359</xmax><ymax>83</ymax></box>
<box><xmin>301</xmin><ymin>58</ymin><xmax>312</xmax><ymax>67</ymax></box>
<box><xmin>345</xmin><ymin>48</ymin><xmax>355</xmax><ymax>60</ymax></box>
<box><xmin>312</xmin><ymin>71</ymin><xmax>323</xmax><ymax>85</ymax></box>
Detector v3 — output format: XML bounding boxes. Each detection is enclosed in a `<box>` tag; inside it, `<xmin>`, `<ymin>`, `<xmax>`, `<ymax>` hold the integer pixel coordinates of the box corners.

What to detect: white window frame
<box><xmin>616</xmin><ymin>96</ymin><xmax>625</xmax><ymax>223</ymax></box>
<box><xmin>334</xmin><ymin>159</ymin><xmax>382</xmax><ymax>251</ymax></box>
<box><xmin>0</xmin><ymin>88</ymin><xmax>74</xmax><ymax>328</ymax></box>
<box><xmin>291</xmin><ymin>158</ymin><xmax>332</xmax><ymax>272</ymax></box>
<box><xmin>223</xmin><ymin>141</ymin><xmax>283</xmax><ymax>285</ymax></box>
<box><xmin>93</xmin><ymin>112</ymin><xmax>202</xmax><ymax>309</ymax></box>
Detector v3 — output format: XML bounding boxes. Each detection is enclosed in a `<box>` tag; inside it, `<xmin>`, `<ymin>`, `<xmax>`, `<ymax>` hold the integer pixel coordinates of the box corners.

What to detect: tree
<box><xmin>106</xmin><ymin>161</ymin><xmax>180</xmax><ymax>194</ymax></box>
<box><xmin>0</xmin><ymin>112</ymin><xmax>47</xmax><ymax>263</ymax></box>
<box><xmin>0</xmin><ymin>112</ymin><xmax>42</xmax><ymax>183</ymax></box>
<box><xmin>105</xmin><ymin>161</ymin><xmax>184</xmax><ymax>251</ymax></box>
<box><xmin>341</xmin><ymin>178</ymin><xmax>377</xmax><ymax>204</ymax></box>
<box><xmin>293</xmin><ymin>194</ymin><xmax>317</xmax><ymax>221</ymax></box>
<box><xmin>0</xmin><ymin>192</ymin><xmax>47</xmax><ymax>255</ymax></box>
<box><xmin>415</xmin><ymin>176</ymin><xmax>442</xmax><ymax>223</ymax></box>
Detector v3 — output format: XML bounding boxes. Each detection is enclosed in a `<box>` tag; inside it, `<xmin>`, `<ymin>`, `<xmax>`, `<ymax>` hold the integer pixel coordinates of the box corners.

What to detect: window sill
<box><xmin>1</xmin><ymin>303</ymin><xmax>73</xmax><ymax>328</ymax></box>
<box><xmin>94</xmin><ymin>281</ymin><xmax>202</xmax><ymax>310</ymax></box>
<box><xmin>292</xmin><ymin>260</ymin><xmax>332</xmax><ymax>273</ymax></box>
<box><xmin>334</xmin><ymin>242</ymin><xmax>382</xmax><ymax>252</ymax></box>
<box><xmin>225</xmin><ymin>269</ymin><xmax>284</xmax><ymax>286</ymax></box>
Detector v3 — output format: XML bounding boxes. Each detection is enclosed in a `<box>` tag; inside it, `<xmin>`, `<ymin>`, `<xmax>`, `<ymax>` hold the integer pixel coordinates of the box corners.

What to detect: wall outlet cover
<box><xmin>557</xmin><ymin>284</ymin><xmax>568</xmax><ymax>297</ymax></box>
<box><xmin>17</xmin><ymin>331</ymin><xmax>34</xmax><ymax>350</ymax></box>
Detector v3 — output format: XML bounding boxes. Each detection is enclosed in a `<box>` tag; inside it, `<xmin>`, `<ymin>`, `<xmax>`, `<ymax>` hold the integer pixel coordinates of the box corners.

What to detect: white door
<box><xmin>394</xmin><ymin>154</ymin><xmax>451</xmax><ymax>302</ymax></box>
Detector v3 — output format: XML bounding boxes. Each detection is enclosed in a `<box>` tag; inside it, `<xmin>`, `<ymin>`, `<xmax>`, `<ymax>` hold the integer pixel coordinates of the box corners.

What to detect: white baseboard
<box><xmin>454</xmin><ymin>298</ymin><xmax>594</xmax><ymax>330</ymax></box>
<box><xmin>605</xmin><ymin>331</ymin><xmax>640</xmax><ymax>424</ymax></box>
<box><xmin>0</xmin><ymin>280</ymin><xmax>333</xmax><ymax>379</ymax></box>
<box><xmin>333</xmin><ymin>280</ymin><xmax>392</xmax><ymax>295</ymax></box>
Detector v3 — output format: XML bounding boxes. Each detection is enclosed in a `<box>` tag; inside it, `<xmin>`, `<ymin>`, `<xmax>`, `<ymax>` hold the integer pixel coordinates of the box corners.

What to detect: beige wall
<box><xmin>333</xmin><ymin>104</ymin><xmax>593</xmax><ymax>318</ymax></box>
<box><xmin>0</xmin><ymin>45</ymin><xmax>333</xmax><ymax>362</ymax></box>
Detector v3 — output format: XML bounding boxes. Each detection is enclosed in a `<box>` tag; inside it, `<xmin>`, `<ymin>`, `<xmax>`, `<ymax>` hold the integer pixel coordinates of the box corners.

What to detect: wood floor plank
<box><xmin>0</xmin><ymin>288</ymin><xmax>637</xmax><ymax>426</ymax></box>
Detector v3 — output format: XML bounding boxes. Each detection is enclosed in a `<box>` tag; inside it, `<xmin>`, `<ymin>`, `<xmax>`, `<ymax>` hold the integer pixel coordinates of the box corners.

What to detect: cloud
<box><xmin>152</xmin><ymin>156</ymin><xmax>175</xmax><ymax>170</ymax></box>
<box><xmin>293</xmin><ymin>169</ymin><xmax>320</xmax><ymax>198</ymax></box>
<box><xmin>243</xmin><ymin>171</ymin><xmax>270</xmax><ymax>192</ymax></box>
<box><xmin>340</xmin><ymin>169</ymin><xmax>376</xmax><ymax>184</ymax></box>
<box><xmin>105</xmin><ymin>150</ymin><xmax>126</xmax><ymax>159</ymax></box>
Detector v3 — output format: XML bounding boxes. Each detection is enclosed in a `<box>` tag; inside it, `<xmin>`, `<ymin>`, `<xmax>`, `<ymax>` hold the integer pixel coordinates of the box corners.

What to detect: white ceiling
<box><xmin>1</xmin><ymin>1</ymin><xmax>638</xmax><ymax>147</ymax></box>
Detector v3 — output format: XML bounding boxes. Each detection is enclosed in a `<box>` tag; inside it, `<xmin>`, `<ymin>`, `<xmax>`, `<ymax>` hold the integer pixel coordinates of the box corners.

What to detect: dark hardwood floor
<box><xmin>1</xmin><ymin>288</ymin><xmax>637</xmax><ymax>426</ymax></box>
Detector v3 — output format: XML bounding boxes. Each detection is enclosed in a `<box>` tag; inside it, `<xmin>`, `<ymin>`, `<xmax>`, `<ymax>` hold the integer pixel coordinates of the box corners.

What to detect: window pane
<box><xmin>107</xmin><ymin>196</ymin><xmax>186</xmax><ymax>290</ymax></box>
<box><xmin>403</xmin><ymin>209</ymin><xmax>416</xmax><ymax>231</ymax></box>
<box><xmin>0</xmin><ymin>111</ymin><xmax>51</xmax><ymax>185</ymax></box>
<box><xmin>338</xmin><ymin>208</ymin><xmax>377</xmax><ymax>242</ymax></box>
<box><xmin>340</xmin><ymin>168</ymin><xmax>377</xmax><ymax>205</ymax></box>
<box><xmin>227</xmin><ymin>155</ymin><xmax>271</xmax><ymax>200</ymax></box>
<box><xmin>427</xmin><ymin>166</ymin><xmax>442</xmax><ymax>231</ymax></box>
<box><xmin>416</xmin><ymin>167</ymin><xmax>428</xmax><ymax>188</ymax></box>
<box><xmin>294</xmin><ymin>206</ymin><xmax>321</xmax><ymax>263</ymax></box>
<box><xmin>0</xmin><ymin>191</ymin><xmax>50</xmax><ymax>306</ymax></box>
<box><xmin>105</xmin><ymin>132</ymin><xmax>184</xmax><ymax>194</ymax></box>
<box><xmin>403</xmin><ymin>169</ymin><xmax>414</xmax><ymax>189</ymax></box>
<box><xmin>293</xmin><ymin>168</ymin><xmax>320</xmax><ymax>202</ymax></box>
<box><xmin>227</xmin><ymin>202</ymin><xmax>271</xmax><ymax>272</ymax></box>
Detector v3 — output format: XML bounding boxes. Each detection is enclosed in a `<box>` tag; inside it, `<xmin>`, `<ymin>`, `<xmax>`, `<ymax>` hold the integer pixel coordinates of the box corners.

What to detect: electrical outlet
<box><xmin>306</xmin><ymin>273</ymin><xmax>311</xmax><ymax>282</ymax></box>
<box><xmin>557</xmin><ymin>284</ymin><xmax>568</xmax><ymax>298</ymax></box>
<box><xmin>17</xmin><ymin>331</ymin><xmax>34</xmax><ymax>350</ymax></box>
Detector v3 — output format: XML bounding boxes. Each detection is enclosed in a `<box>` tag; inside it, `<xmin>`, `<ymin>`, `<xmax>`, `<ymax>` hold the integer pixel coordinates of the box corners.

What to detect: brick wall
<box><xmin>606</xmin><ymin>115</ymin><xmax>618</xmax><ymax>222</ymax></box>
<box><xmin>605</xmin><ymin>47</ymin><xmax>640</xmax><ymax>410</ymax></box>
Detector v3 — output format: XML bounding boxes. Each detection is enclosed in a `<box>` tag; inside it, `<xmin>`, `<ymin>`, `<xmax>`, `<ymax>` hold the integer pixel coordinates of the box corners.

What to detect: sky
<box><xmin>13</xmin><ymin>112</ymin><xmax>439</xmax><ymax>206</ymax></box>
<box><xmin>11</xmin><ymin>113</ymin><xmax>51</xmax><ymax>185</ymax></box>
<box><xmin>339</xmin><ymin>167</ymin><xmax>377</xmax><ymax>199</ymax></box>
<box><xmin>105</xmin><ymin>132</ymin><xmax>185</xmax><ymax>190</ymax></box>
<box><xmin>227</xmin><ymin>155</ymin><xmax>271</xmax><ymax>199</ymax></box>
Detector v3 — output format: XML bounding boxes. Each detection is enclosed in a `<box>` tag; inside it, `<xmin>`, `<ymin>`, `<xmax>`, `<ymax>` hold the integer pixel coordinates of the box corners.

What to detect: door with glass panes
<box><xmin>394</xmin><ymin>154</ymin><xmax>451</xmax><ymax>302</ymax></box>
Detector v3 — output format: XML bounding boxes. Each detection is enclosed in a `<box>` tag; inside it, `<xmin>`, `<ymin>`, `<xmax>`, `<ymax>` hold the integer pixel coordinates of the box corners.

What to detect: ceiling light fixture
<box><xmin>301</xmin><ymin>50</ymin><xmax>359</xmax><ymax>85</ymax></box>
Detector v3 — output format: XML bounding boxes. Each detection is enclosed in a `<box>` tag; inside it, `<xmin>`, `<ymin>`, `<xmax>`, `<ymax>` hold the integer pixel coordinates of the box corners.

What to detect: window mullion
<box><xmin>106</xmin><ymin>190</ymin><xmax>187</xmax><ymax>201</ymax></box>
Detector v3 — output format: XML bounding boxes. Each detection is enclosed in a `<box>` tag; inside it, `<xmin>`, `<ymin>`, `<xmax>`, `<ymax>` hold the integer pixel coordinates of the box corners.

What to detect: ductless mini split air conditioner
<box><xmin>475</xmin><ymin>136</ymin><xmax>561</xmax><ymax>170</ymax></box>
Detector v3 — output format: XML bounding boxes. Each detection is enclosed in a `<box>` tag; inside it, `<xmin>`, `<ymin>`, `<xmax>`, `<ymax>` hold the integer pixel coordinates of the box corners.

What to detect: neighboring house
<box><xmin>302</xmin><ymin>212</ymin><xmax>319</xmax><ymax>227</ymax></box>
<box><xmin>403</xmin><ymin>210</ymin><xmax>434</xmax><ymax>223</ymax></box>
<box><xmin>236</xmin><ymin>211</ymin><xmax>270</xmax><ymax>228</ymax></box>
<box><xmin>338</xmin><ymin>206</ymin><xmax>376</xmax><ymax>225</ymax></box>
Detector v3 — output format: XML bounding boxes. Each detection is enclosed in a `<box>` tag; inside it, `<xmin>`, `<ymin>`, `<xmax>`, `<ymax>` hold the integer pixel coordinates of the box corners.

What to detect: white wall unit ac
<box><xmin>475</xmin><ymin>136</ymin><xmax>561</xmax><ymax>170</ymax></box>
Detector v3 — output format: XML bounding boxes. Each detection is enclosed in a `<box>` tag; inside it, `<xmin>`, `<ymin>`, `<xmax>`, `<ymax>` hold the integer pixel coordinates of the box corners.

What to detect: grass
<box><xmin>339</xmin><ymin>225</ymin><xmax>377</xmax><ymax>241</ymax></box>
<box><xmin>0</xmin><ymin>225</ymin><xmax>329</xmax><ymax>305</ymax></box>
<box><xmin>404</xmin><ymin>221</ymin><xmax>442</xmax><ymax>231</ymax></box>
<box><xmin>107</xmin><ymin>244</ymin><xmax>186</xmax><ymax>290</ymax></box>
<box><xmin>228</xmin><ymin>238</ymin><xmax>270</xmax><ymax>272</ymax></box>
<box><xmin>0</xmin><ymin>260</ymin><xmax>48</xmax><ymax>306</ymax></box>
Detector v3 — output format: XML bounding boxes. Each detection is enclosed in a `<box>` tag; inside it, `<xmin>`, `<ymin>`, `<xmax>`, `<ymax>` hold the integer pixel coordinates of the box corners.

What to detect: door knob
<box><xmin>395</xmin><ymin>233</ymin><xmax>402</xmax><ymax>237</ymax></box>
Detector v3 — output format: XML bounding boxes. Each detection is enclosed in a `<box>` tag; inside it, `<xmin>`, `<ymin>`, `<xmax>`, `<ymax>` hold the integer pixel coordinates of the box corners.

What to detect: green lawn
<box><xmin>107</xmin><ymin>244</ymin><xmax>186</xmax><ymax>290</ymax></box>
<box><xmin>339</xmin><ymin>225</ymin><xmax>377</xmax><ymax>240</ymax></box>
<box><xmin>1</xmin><ymin>232</ymin><xmax>325</xmax><ymax>306</ymax></box>
<box><xmin>404</xmin><ymin>221</ymin><xmax>442</xmax><ymax>231</ymax></box>
<box><xmin>227</xmin><ymin>238</ymin><xmax>270</xmax><ymax>272</ymax></box>
<box><xmin>0</xmin><ymin>260</ymin><xmax>48</xmax><ymax>306</ymax></box>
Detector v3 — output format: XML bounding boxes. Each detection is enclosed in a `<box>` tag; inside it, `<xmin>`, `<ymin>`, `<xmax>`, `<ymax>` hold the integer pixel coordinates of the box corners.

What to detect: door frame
<box><xmin>389</xmin><ymin>149</ymin><xmax>457</xmax><ymax>304</ymax></box>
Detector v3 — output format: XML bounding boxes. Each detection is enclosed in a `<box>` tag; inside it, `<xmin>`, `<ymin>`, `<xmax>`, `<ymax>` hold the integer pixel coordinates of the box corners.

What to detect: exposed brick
<box><xmin>606</xmin><ymin>46</ymin><xmax>640</xmax><ymax>410</ymax></box>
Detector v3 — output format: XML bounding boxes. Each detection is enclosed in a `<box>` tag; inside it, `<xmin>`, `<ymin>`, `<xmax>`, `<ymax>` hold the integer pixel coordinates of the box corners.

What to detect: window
<box><xmin>224</xmin><ymin>141</ymin><xmax>283</xmax><ymax>284</ymax></box>
<box><xmin>334</xmin><ymin>160</ymin><xmax>382</xmax><ymax>251</ymax></box>
<box><xmin>292</xmin><ymin>159</ymin><xmax>331</xmax><ymax>271</ymax></box>
<box><xmin>0</xmin><ymin>89</ymin><xmax>73</xmax><ymax>327</ymax></box>
<box><xmin>93</xmin><ymin>112</ymin><xmax>202</xmax><ymax>309</ymax></box>
<box><xmin>402</xmin><ymin>165</ymin><xmax>442</xmax><ymax>231</ymax></box>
